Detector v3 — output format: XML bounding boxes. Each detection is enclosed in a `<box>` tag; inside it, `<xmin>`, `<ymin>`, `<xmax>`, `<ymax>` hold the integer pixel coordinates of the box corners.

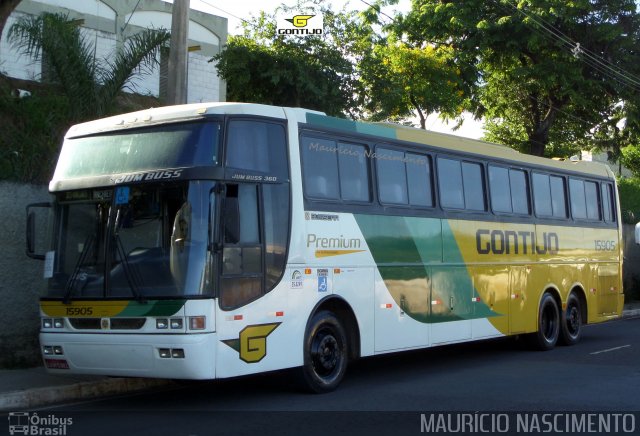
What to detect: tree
<box><xmin>360</xmin><ymin>39</ymin><xmax>467</xmax><ymax>129</ymax></box>
<box><xmin>398</xmin><ymin>0</ymin><xmax>640</xmax><ymax>156</ymax></box>
<box><xmin>8</xmin><ymin>12</ymin><xmax>170</xmax><ymax>121</ymax></box>
<box><xmin>213</xmin><ymin>3</ymin><xmax>369</xmax><ymax>117</ymax></box>
<box><xmin>0</xmin><ymin>0</ymin><xmax>20</xmax><ymax>55</ymax></box>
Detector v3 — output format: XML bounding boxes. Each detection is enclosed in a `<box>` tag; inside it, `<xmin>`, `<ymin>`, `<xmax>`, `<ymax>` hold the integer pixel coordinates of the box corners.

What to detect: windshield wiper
<box><xmin>114</xmin><ymin>234</ymin><xmax>146</xmax><ymax>303</ymax></box>
<box><xmin>63</xmin><ymin>234</ymin><xmax>95</xmax><ymax>304</ymax></box>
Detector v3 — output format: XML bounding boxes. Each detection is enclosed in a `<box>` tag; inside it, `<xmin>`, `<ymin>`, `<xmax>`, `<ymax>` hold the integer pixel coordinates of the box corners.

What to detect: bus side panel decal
<box><xmin>353</xmin><ymin>214</ymin><xmax>500</xmax><ymax>325</ymax></box>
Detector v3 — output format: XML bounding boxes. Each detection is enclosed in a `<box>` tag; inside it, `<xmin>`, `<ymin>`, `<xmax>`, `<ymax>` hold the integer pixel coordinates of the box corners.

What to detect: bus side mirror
<box><xmin>26</xmin><ymin>202</ymin><xmax>51</xmax><ymax>260</ymax></box>
<box><xmin>636</xmin><ymin>222</ymin><xmax>640</xmax><ymax>245</ymax></box>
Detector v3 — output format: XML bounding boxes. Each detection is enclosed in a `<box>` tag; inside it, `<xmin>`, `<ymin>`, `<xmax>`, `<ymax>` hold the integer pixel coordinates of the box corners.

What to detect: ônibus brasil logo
<box><xmin>277</xmin><ymin>14</ymin><xmax>324</xmax><ymax>36</ymax></box>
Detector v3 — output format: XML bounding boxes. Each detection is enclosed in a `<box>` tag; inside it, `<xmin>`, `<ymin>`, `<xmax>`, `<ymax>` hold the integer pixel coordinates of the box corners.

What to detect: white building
<box><xmin>0</xmin><ymin>0</ymin><xmax>227</xmax><ymax>103</ymax></box>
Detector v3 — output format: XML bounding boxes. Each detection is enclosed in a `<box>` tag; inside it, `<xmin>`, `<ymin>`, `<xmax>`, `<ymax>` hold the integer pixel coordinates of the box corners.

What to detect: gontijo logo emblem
<box><xmin>286</xmin><ymin>15</ymin><xmax>314</xmax><ymax>27</ymax></box>
<box><xmin>222</xmin><ymin>323</ymin><xmax>281</xmax><ymax>363</ymax></box>
<box><xmin>277</xmin><ymin>14</ymin><xmax>324</xmax><ymax>35</ymax></box>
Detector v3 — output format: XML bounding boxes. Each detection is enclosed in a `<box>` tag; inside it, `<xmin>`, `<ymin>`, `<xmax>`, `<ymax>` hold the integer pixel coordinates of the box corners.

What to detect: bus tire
<box><xmin>299</xmin><ymin>310</ymin><xmax>348</xmax><ymax>393</ymax></box>
<box><xmin>559</xmin><ymin>293</ymin><xmax>582</xmax><ymax>346</ymax></box>
<box><xmin>528</xmin><ymin>292</ymin><xmax>560</xmax><ymax>351</ymax></box>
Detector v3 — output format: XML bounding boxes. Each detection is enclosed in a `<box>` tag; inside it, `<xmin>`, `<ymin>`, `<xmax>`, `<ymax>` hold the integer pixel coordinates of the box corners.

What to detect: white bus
<box><xmin>28</xmin><ymin>102</ymin><xmax>623</xmax><ymax>392</ymax></box>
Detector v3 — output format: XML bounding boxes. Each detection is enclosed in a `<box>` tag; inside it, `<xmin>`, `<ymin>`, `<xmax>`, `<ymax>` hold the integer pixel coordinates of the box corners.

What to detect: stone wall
<box><xmin>0</xmin><ymin>182</ymin><xmax>51</xmax><ymax>367</ymax></box>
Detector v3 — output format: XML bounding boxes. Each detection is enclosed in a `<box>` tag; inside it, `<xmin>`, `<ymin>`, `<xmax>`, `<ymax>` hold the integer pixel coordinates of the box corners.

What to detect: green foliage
<box><xmin>0</xmin><ymin>12</ymin><xmax>170</xmax><ymax>183</ymax></box>
<box><xmin>8</xmin><ymin>12</ymin><xmax>169</xmax><ymax>122</ymax></box>
<box><xmin>213</xmin><ymin>3</ymin><xmax>367</xmax><ymax>117</ymax></box>
<box><xmin>398</xmin><ymin>0</ymin><xmax>640</xmax><ymax>156</ymax></box>
<box><xmin>0</xmin><ymin>79</ymin><xmax>70</xmax><ymax>183</ymax></box>
<box><xmin>617</xmin><ymin>177</ymin><xmax>640</xmax><ymax>224</ymax></box>
<box><xmin>359</xmin><ymin>39</ymin><xmax>468</xmax><ymax>128</ymax></box>
<box><xmin>621</xmin><ymin>145</ymin><xmax>640</xmax><ymax>178</ymax></box>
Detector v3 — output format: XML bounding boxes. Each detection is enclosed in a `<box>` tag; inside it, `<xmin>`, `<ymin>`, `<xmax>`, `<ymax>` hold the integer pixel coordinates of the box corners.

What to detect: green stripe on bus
<box><xmin>119</xmin><ymin>299</ymin><xmax>186</xmax><ymax>317</ymax></box>
<box><xmin>354</xmin><ymin>215</ymin><xmax>499</xmax><ymax>323</ymax></box>
<box><xmin>305</xmin><ymin>113</ymin><xmax>397</xmax><ymax>139</ymax></box>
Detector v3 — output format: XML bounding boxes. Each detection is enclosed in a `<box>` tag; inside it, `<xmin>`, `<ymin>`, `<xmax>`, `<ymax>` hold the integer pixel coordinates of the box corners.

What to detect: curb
<box><xmin>623</xmin><ymin>308</ymin><xmax>640</xmax><ymax>318</ymax></box>
<box><xmin>0</xmin><ymin>377</ymin><xmax>173</xmax><ymax>412</ymax></box>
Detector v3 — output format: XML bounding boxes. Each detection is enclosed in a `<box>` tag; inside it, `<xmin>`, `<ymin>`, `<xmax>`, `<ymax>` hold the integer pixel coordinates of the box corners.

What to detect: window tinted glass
<box><xmin>489</xmin><ymin>166</ymin><xmax>511</xmax><ymax>213</ymax></box>
<box><xmin>301</xmin><ymin>136</ymin><xmax>339</xmax><ymax>199</ymax></box>
<box><xmin>406</xmin><ymin>153</ymin><xmax>433</xmax><ymax>207</ymax></box>
<box><xmin>438</xmin><ymin>158</ymin><xmax>464</xmax><ymax>209</ymax></box>
<box><xmin>533</xmin><ymin>173</ymin><xmax>552</xmax><ymax>216</ymax></box>
<box><xmin>510</xmin><ymin>169</ymin><xmax>530</xmax><ymax>215</ymax></box>
<box><xmin>550</xmin><ymin>175</ymin><xmax>567</xmax><ymax>218</ymax></box>
<box><xmin>377</xmin><ymin>148</ymin><xmax>408</xmax><ymax>204</ymax></box>
<box><xmin>226</xmin><ymin>120</ymin><xmax>287</xmax><ymax>176</ymax></box>
<box><xmin>585</xmin><ymin>181</ymin><xmax>600</xmax><ymax>220</ymax></box>
<box><xmin>569</xmin><ymin>178</ymin><xmax>587</xmax><ymax>219</ymax></box>
<box><xmin>602</xmin><ymin>183</ymin><xmax>615</xmax><ymax>222</ymax></box>
<box><xmin>462</xmin><ymin>162</ymin><xmax>486</xmax><ymax>211</ymax></box>
<box><xmin>262</xmin><ymin>184</ymin><xmax>289</xmax><ymax>291</ymax></box>
<box><xmin>338</xmin><ymin>143</ymin><xmax>370</xmax><ymax>202</ymax></box>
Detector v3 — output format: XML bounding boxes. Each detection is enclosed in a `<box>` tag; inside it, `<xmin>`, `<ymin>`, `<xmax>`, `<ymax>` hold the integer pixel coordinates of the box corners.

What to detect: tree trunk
<box><xmin>0</xmin><ymin>0</ymin><xmax>21</xmax><ymax>53</ymax></box>
<box><xmin>526</xmin><ymin>94</ymin><xmax>562</xmax><ymax>157</ymax></box>
<box><xmin>410</xmin><ymin>94</ymin><xmax>426</xmax><ymax>129</ymax></box>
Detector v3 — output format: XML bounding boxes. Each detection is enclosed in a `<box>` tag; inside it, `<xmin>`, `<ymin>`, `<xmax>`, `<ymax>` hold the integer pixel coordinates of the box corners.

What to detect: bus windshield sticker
<box><xmin>291</xmin><ymin>270</ymin><xmax>303</xmax><ymax>289</ymax></box>
<box><xmin>115</xmin><ymin>186</ymin><xmax>130</xmax><ymax>205</ymax></box>
<box><xmin>44</xmin><ymin>251</ymin><xmax>55</xmax><ymax>279</ymax></box>
<box><xmin>317</xmin><ymin>269</ymin><xmax>328</xmax><ymax>292</ymax></box>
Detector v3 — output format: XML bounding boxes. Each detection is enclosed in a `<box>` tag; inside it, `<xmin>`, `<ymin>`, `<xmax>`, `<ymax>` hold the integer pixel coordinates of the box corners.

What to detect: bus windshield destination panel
<box><xmin>29</xmin><ymin>103</ymin><xmax>623</xmax><ymax>392</ymax></box>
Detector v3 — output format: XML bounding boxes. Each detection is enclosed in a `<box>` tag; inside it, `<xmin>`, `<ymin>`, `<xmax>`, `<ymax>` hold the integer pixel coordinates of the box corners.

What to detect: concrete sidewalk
<box><xmin>0</xmin><ymin>367</ymin><xmax>173</xmax><ymax>411</ymax></box>
<box><xmin>1</xmin><ymin>303</ymin><xmax>639</xmax><ymax>412</ymax></box>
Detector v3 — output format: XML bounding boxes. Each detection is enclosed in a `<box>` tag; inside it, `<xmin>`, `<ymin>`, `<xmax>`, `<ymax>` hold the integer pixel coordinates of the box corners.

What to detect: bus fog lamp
<box><xmin>171</xmin><ymin>349</ymin><xmax>185</xmax><ymax>358</ymax></box>
<box><xmin>189</xmin><ymin>316</ymin><xmax>206</xmax><ymax>330</ymax></box>
<box><xmin>170</xmin><ymin>318</ymin><xmax>183</xmax><ymax>329</ymax></box>
<box><xmin>158</xmin><ymin>348</ymin><xmax>171</xmax><ymax>358</ymax></box>
<box><xmin>156</xmin><ymin>319</ymin><xmax>168</xmax><ymax>329</ymax></box>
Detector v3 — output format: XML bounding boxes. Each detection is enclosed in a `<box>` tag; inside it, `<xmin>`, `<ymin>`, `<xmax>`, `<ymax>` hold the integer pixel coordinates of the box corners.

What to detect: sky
<box><xmin>162</xmin><ymin>0</ymin><xmax>485</xmax><ymax>139</ymax></box>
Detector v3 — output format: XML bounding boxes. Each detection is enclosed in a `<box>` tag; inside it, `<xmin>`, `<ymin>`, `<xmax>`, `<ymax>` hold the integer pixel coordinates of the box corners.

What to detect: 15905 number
<box><xmin>66</xmin><ymin>307</ymin><xmax>93</xmax><ymax>316</ymax></box>
<box><xmin>595</xmin><ymin>240</ymin><xmax>616</xmax><ymax>251</ymax></box>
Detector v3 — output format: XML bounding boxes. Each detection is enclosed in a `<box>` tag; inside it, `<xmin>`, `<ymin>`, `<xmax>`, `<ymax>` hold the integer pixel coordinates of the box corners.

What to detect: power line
<box><xmin>357</xmin><ymin>0</ymin><xmax>395</xmax><ymax>24</ymax></box>
<box><xmin>198</xmin><ymin>0</ymin><xmax>257</xmax><ymax>30</ymax></box>
<box><xmin>499</xmin><ymin>0</ymin><xmax>640</xmax><ymax>93</ymax></box>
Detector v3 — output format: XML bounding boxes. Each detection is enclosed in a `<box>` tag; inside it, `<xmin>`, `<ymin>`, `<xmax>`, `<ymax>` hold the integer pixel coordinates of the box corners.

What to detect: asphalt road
<box><xmin>34</xmin><ymin>316</ymin><xmax>640</xmax><ymax>436</ymax></box>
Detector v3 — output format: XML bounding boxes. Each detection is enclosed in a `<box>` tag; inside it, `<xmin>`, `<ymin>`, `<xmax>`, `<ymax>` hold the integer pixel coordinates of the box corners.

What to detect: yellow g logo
<box><xmin>222</xmin><ymin>323</ymin><xmax>281</xmax><ymax>363</ymax></box>
<box><xmin>286</xmin><ymin>15</ymin><xmax>314</xmax><ymax>27</ymax></box>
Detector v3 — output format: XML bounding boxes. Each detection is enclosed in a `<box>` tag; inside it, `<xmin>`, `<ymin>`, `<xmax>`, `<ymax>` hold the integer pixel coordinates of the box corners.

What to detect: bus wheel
<box><xmin>300</xmin><ymin>310</ymin><xmax>348</xmax><ymax>393</ymax></box>
<box><xmin>560</xmin><ymin>293</ymin><xmax>582</xmax><ymax>346</ymax></box>
<box><xmin>528</xmin><ymin>292</ymin><xmax>560</xmax><ymax>351</ymax></box>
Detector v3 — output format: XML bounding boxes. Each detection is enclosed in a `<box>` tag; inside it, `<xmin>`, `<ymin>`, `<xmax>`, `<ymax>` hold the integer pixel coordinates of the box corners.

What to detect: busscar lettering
<box><xmin>476</xmin><ymin>229</ymin><xmax>559</xmax><ymax>255</ymax></box>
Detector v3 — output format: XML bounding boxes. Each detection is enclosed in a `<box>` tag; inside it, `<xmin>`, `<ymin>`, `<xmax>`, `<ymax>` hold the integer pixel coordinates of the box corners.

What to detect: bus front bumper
<box><xmin>40</xmin><ymin>332</ymin><xmax>217</xmax><ymax>380</ymax></box>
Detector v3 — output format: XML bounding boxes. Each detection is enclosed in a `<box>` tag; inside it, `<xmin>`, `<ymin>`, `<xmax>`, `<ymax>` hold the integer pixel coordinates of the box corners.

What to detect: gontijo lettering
<box><xmin>476</xmin><ymin>229</ymin><xmax>559</xmax><ymax>255</ymax></box>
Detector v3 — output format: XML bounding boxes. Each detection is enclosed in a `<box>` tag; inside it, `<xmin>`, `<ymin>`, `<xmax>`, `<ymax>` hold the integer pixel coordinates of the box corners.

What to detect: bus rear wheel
<box><xmin>300</xmin><ymin>310</ymin><xmax>348</xmax><ymax>393</ymax></box>
<box><xmin>560</xmin><ymin>293</ymin><xmax>582</xmax><ymax>346</ymax></box>
<box><xmin>528</xmin><ymin>292</ymin><xmax>560</xmax><ymax>351</ymax></box>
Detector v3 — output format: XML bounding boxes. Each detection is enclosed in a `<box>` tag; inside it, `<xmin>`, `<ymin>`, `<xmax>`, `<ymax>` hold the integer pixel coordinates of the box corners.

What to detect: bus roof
<box><xmin>65</xmin><ymin>102</ymin><xmax>614</xmax><ymax>180</ymax></box>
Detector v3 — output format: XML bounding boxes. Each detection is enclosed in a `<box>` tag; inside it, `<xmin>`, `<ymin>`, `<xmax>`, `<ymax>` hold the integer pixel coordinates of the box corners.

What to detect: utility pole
<box><xmin>167</xmin><ymin>0</ymin><xmax>190</xmax><ymax>104</ymax></box>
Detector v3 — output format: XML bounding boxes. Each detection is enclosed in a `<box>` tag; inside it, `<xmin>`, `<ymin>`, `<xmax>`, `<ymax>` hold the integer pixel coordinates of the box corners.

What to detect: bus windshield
<box><xmin>46</xmin><ymin>181</ymin><xmax>215</xmax><ymax>300</ymax></box>
<box><xmin>54</xmin><ymin>121</ymin><xmax>220</xmax><ymax>180</ymax></box>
